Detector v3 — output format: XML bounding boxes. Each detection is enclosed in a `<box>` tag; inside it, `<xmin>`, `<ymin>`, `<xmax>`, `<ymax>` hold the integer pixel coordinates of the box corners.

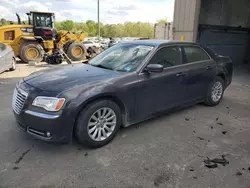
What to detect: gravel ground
<box><xmin>0</xmin><ymin>61</ymin><xmax>79</xmax><ymax>79</ymax></box>
<box><xmin>0</xmin><ymin>63</ymin><xmax>250</xmax><ymax>188</ymax></box>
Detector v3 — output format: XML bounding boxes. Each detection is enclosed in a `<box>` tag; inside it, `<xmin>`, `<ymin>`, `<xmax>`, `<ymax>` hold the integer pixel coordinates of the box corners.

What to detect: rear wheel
<box><xmin>75</xmin><ymin>100</ymin><xmax>121</xmax><ymax>148</ymax></box>
<box><xmin>66</xmin><ymin>42</ymin><xmax>86</xmax><ymax>61</ymax></box>
<box><xmin>20</xmin><ymin>43</ymin><xmax>44</xmax><ymax>63</ymax></box>
<box><xmin>204</xmin><ymin>76</ymin><xmax>225</xmax><ymax>106</ymax></box>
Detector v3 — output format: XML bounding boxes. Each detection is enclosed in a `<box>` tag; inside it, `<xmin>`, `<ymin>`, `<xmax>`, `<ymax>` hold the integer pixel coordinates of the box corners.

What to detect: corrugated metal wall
<box><xmin>198</xmin><ymin>29</ymin><xmax>250</xmax><ymax>64</ymax></box>
<box><xmin>173</xmin><ymin>0</ymin><xmax>201</xmax><ymax>41</ymax></box>
<box><xmin>173</xmin><ymin>0</ymin><xmax>250</xmax><ymax>41</ymax></box>
<box><xmin>199</xmin><ymin>0</ymin><xmax>250</xmax><ymax>27</ymax></box>
<box><xmin>173</xmin><ymin>0</ymin><xmax>250</xmax><ymax>64</ymax></box>
<box><xmin>198</xmin><ymin>0</ymin><xmax>250</xmax><ymax>64</ymax></box>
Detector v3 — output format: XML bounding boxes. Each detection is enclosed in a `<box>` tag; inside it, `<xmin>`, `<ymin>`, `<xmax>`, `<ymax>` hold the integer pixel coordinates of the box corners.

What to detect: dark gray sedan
<box><xmin>12</xmin><ymin>40</ymin><xmax>232</xmax><ymax>148</ymax></box>
<box><xmin>0</xmin><ymin>42</ymin><xmax>16</xmax><ymax>74</ymax></box>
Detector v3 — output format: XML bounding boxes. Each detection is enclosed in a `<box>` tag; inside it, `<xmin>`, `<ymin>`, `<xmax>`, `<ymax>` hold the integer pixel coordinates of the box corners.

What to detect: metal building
<box><xmin>173</xmin><ymin>0</ymin><xmax>250</xmax><ymax>65</ymax></box>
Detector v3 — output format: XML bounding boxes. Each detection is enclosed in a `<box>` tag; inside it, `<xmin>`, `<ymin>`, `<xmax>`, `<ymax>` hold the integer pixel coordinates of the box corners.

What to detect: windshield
<box><xmin>34</xmin><ymin>14</ymin><xmax>52</xmax><ymax>28</ymax></box>
<box><xmin>89</xmin><ymin>43</ymin><xmax>154</xmax><ymax>72</ymax></box>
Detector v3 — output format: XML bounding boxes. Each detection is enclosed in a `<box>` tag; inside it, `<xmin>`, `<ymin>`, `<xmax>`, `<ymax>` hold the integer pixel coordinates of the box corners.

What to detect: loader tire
<box><xmin>67</xmin><ymin>42</ymin><xmax>86</xmax><ymax>61</ymax></box>
<box><xmin>20</xmin><ymin>43</ymin><xmax>44</xmax><ymax>63</ymax></box>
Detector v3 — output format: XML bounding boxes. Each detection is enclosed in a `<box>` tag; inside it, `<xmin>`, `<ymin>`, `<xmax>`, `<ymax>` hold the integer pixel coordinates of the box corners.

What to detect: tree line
<box><xmin>55</xmin><ymin>20</ymin><xmax>155</xmax><ymax>38</ymax></box>
<box><xmin>1</xmin><ymin>18</ymin><xmax>167</xmax><ymax>38</ymax></box>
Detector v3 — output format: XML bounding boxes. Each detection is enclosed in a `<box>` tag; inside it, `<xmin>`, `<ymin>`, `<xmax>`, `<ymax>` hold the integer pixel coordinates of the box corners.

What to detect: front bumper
<box><xmin>12</xmin><ymin>80</ymin><xmax>76</xmax><ymax>144</ymax></box>
<box><xmin>14</xmin><ymin>109</ymin><xmax>74</xmax><ymax>144</ymax></box>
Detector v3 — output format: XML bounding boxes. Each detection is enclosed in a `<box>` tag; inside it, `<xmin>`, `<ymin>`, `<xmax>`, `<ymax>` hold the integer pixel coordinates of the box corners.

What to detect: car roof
<box><xmin>120</xmin><ymin>40</ymin><xmax>198</xmax><ymax>47</ymax></box>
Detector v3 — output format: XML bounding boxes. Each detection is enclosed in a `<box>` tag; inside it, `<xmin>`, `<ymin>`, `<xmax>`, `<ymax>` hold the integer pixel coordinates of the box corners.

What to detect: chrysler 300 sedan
<box><xmin>12</xmin><ymin>40</ymin><xmax>233</xmax><ymax>148</ymax></box>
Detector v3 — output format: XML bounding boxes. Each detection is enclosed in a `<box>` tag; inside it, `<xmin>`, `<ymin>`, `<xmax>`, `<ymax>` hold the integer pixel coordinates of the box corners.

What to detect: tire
<box><xmin>9</xmin><ymin>57</ymin><xmax>16</xmax><ymax>71</ymax></box>
<box><xmin>75</xmin><ymin>100</ymin><xmax>121</xmax><ymax>148</ymax></box>
<box><xmin>20</xmin><ymin>43</ymin><xmax>44</xmax><ymax>63</ymax></box>
<box><xmin>204</xmin><ymin>76</ymin><xmax>225</xmax><ymax>106</ymax></box>
<box><xmin>66</xmin><ymin>42</ymin><xmax>86</xmax><ymax>61</ymax></box>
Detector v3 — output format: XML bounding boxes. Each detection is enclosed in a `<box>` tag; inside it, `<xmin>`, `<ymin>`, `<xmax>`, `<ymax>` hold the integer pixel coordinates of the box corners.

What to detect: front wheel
<box><xmin>204</xmin><ymin>76</ymin><xmax>225</xmax><ymax>106</ymax></box>
<box><xmin>75</xmin><ymin>100</ymin><xmax>121</xmax><ymax>148</ymax></box>
<box><xmin>66</xmin><ymin>42</ymin><xmax>86</xmax><ymax>61</ymax></box>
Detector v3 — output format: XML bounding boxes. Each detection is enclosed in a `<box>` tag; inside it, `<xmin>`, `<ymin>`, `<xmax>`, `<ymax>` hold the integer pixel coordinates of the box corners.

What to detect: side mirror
<box><xmin>145</xmin><ymin>64</ymin><xmax>163</xmax><ymax>73</ymax></box>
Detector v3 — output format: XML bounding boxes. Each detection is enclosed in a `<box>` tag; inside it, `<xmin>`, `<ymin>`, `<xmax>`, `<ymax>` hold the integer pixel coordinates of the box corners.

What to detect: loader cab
<box><xmin>27</xmin><ymin>11</ymin><xmax>55</xmax><ymax>40</ymax></box>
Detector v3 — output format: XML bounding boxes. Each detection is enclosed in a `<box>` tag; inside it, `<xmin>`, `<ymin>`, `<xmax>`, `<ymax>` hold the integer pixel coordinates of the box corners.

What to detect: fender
<box><xmin>20</xmin><ymin>36</ymin><xmax>37</xmax><ymax>41</ymax></box>
<box><xmin>62</xmin><ymin>82</ymin><xmax>129</xmax><ymax>126</ymax></box>
<box><xmin>63</xmin><ymin>40</ymin><xmax>75</xmax><ymax>52</ymax></box>
<box><xmin>215</xmin><ymin>56</ymin><xmax>233</xmax><ymax>87</ymax></box>
<box><xmin>20</xmin><ymin>36</ymin><xmax>44</xmax><ymax>44</ymax></box>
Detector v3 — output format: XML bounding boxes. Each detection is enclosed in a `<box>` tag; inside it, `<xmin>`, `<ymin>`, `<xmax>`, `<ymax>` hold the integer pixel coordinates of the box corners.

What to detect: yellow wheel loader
<box><xmin>0</xmin><ymin>11</ymin><xmax>88</xmax><ymax>63</ymax></box>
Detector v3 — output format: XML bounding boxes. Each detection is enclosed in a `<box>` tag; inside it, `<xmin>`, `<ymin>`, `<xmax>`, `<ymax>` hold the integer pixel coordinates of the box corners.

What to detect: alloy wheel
<box><xmin>87</xmin><ymin>107</ymin><xmax>117</xmax><ymax>141</ymax></box>
<box><xmin>211</xmin><ymin>81</ymin><xmax>223</xmax><ymax>102</ymax></box>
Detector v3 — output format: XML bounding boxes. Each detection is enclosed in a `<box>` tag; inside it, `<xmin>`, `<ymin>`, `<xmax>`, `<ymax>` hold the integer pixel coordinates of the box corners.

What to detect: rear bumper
<box><xmin>14</xmin><ymin>109</ymin><xmax>74</xmax><ymax>144</ymax></box>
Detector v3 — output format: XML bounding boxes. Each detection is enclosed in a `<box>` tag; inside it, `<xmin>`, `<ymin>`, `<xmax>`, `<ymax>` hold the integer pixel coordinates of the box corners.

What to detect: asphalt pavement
<box><xmin>0</xmin><ymin>64</ymin><xmax>250</xmax><ymax>188</ymax></box>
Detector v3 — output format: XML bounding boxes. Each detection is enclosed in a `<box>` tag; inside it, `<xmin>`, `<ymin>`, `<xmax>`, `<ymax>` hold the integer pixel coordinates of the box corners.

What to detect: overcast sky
<box><xmin>0</xmin><ymin>0</ymin><xmax>174</xmax><ymax>24</ymax></box>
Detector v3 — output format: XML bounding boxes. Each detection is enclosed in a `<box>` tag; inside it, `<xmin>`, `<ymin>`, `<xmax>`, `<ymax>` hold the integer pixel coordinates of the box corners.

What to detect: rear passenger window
<box><xmin>149</xmin><ymin>46</ymin><xmax>182</xmax><ymax>68</ymax></box>
<box><xmin>183</xmin><ymin>46</ymin><xmax>210</xmax><ymax>63</ymax></box>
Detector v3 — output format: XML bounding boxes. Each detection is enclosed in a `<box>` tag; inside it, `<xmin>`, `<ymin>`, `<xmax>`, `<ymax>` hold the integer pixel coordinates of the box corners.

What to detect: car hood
<box><xmin>23</xmin><ymin>63</ymin><xmax>122</xmax><ymax>92</ymax></box>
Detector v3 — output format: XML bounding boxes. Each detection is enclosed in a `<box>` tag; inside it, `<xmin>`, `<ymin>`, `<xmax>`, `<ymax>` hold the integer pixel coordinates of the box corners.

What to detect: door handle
<box><xmin>176</xmin><ymin>72</ymin><xmax>187</xmax><ymax>77</ymax></box>
<box><xmin>207</xmin><ymin>65</ymin><xmax>212</xmax><ymax>70</ymax></box>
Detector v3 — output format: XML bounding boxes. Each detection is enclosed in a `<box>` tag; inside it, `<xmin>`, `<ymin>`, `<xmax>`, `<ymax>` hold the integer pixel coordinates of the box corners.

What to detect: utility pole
<box><xmin>97</xmin><ymin>0</ymin><xmax>100</xmax><ymax>41</ymax></box>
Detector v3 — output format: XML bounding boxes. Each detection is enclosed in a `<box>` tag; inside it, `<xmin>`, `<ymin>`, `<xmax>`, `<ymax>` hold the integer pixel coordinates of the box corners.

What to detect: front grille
<box><xmin>12</xmin><ymin>87</ymin><xmax>28</xmax><ymax>114</ymax></box>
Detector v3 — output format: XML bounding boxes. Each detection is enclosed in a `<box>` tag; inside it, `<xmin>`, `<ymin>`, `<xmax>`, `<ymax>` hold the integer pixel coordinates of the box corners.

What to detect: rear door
<box><xmin>181</xmin><ymin>45</ymin><xmax>216</xmax><ymax>101</ymax></box>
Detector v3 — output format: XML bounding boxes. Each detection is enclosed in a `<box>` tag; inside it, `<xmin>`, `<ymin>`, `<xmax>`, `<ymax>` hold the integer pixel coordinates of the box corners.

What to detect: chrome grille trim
<box><xmin>12</xmin><ymin>87</ymin><xmax>28</xmax><ymax>114</ymax></box>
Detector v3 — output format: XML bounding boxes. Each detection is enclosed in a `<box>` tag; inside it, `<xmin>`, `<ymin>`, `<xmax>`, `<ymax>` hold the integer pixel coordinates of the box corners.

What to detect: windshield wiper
<box><xmin>91</xmin><ymin>64</ymin><xmax>114</xmax><ymax>71</ymax></box>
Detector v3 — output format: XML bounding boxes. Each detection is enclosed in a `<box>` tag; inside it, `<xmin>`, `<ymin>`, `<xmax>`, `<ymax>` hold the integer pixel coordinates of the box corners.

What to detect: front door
<box><xmin>136</xmin><ymin>46</ymin><xmax>188</xmax><ymax>119</ymax></box>
<box><xmin>182</xmin><ymin>45</ymin><xmax>216</xmax><ymax>101</ymax></box>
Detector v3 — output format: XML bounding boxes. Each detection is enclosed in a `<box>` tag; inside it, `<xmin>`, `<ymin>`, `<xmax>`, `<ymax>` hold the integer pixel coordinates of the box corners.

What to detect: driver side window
<box><xmin>149</xmin><ymin>46</ymin><xmax>182</xmax><ymax>68</ymax></box>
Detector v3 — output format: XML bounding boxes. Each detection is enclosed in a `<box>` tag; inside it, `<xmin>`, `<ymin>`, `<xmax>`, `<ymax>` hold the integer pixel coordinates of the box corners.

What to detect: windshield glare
<box><xmin>89</xmin><ymin>43</ymin><xmax>154</xmax><ymax>72</ymax></box>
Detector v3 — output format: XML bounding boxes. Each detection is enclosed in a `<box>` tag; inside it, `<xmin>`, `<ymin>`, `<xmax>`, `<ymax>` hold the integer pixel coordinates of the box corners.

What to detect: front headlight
<box><xmin>32</xmin><ymin>97</ymin><xmax>65</xmax><ymax>111</ymax></box>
